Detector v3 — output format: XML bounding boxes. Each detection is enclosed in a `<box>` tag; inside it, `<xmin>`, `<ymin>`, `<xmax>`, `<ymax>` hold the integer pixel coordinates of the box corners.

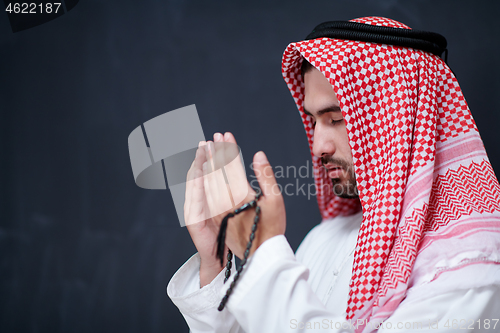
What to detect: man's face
<box><xmin>303</xmin><ymin>66</ymin><xmax>359</xmax><ymax>198</ymax></box>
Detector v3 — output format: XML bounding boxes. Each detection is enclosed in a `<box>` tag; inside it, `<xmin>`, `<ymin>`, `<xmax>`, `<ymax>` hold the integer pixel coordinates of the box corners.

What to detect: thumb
<box><xmin>253</xmin><ymin>151</ymin><xmax>278</xmax><ymax>198</ymax></box>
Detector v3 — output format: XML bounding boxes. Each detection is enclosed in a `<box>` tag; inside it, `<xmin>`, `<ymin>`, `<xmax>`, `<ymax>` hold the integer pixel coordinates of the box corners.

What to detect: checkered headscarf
<box><xmin>282</xmin><ymin>16</ymin><xmax>500</xmax><ymax>330</ymax></box>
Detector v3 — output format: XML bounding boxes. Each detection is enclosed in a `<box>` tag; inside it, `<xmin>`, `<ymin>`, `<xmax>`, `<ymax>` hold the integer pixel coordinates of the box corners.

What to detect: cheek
<box><xmin>338</xmin><ymin>126</ymin><xmax>353</xmax><ymax>159</ymax></box>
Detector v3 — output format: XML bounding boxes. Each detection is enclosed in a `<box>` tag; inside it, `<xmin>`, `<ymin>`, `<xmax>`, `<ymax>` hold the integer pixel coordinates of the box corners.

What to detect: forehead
<box><xmin>303</xmin><ymin>67</ymin><xmax>340</xmax><ymax>114</ymax></box>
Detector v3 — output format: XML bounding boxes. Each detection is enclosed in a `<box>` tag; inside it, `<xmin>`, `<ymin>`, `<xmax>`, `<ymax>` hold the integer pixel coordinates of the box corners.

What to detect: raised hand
<box><xmin>184</xmin><ymin>132</ymin><xmax>287</xmax><ymax>287</ymax></box>
<box><xmin>202</xmin><ymin>132</ymin><xmax>286</xmax><ymax>259</ymax></box>
<box><xmin>184</xmin><ymin>140</ymin><xmax>229</xmax><ymax>287</ymax></box>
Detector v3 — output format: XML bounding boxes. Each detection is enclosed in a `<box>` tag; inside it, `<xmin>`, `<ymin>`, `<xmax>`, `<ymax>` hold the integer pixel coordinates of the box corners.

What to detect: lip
<box><xmin>324</xmin><ymin>165</ymin><xmax>343</xmax><ymax>179</ymax></box>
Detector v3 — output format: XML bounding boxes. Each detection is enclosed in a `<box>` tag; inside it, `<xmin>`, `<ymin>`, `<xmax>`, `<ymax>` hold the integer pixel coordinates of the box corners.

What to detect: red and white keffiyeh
<box><xmin>282</xmin><ymin>16</ymin><xmax>500</xmax><ymax>331</ymax></box>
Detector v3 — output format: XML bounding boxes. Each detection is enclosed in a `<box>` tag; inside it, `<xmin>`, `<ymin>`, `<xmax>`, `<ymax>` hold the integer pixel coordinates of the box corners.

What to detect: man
<box><xmin>167</xmin><ymin>17</ymin><xmax>500</xmax><ymax>332</ymax></box>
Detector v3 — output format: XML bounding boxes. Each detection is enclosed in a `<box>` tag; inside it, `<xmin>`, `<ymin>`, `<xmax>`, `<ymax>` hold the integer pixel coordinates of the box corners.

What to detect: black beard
<box><xmin>321</xmin><ymin>156</ymin><xmax>359</xmax><ymax>199</ymax></box>
<box><xmin>331</xmin><ymin>178</ymin><xmax>359</xmax><ymax>199</ymax></box>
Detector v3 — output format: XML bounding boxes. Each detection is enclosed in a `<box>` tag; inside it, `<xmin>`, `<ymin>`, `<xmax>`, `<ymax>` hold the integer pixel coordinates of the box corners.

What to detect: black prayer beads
<box><xmin>217</xmin><ymin>192</ymin><xmax>262</xmax><ymax>311</ymax></box>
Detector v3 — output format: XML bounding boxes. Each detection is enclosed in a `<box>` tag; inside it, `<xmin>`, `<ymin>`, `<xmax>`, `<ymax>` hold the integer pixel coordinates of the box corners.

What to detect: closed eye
<box><xmin>309</xmin><ymin>117</ymin><xmax>343</xmax><ymax>128</ymax></box>
<box><xmin>303</xmin><ymin>106</ymin><xmax>342</xmax><ymax>128</ymax></box>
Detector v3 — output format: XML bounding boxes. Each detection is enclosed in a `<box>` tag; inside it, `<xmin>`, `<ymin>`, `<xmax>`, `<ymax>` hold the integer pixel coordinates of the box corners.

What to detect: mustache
<box><xmin>321</xmin><ymin>156</ymin><xmax>351</xmax><ymax>170</ymax></box>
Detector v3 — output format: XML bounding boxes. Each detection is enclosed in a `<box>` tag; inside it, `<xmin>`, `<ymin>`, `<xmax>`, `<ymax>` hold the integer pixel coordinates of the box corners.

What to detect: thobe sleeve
<box><xmin>167</xmin><ymin>252</ymin><xmax>244</xmax><ymax>333</ymax></box>
<box><xmin>219</xmin><ymin>235</ymin><xmax>350</xmax><ymax>332</ymax></box>
<box><xmin>220</xmin><ymin>235</ymin><xmax>500</xmax><ymax>333</ymax></box>
<box><xmin>378</xmin><ymin>262</ymin><xmax>500</xmax><ymax>332</ymax></box>
<box><xmin>378</xmin><ymin>285</ymin><xmax>500</xmax><ymax>332</ymax></box>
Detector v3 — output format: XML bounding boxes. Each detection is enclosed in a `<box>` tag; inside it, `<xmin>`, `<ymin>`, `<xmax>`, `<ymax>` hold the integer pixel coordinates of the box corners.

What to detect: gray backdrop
<box><xmin>1</xmin><ymin>0</ymin><xmax>499</xmax><ymax>332</ymax></box>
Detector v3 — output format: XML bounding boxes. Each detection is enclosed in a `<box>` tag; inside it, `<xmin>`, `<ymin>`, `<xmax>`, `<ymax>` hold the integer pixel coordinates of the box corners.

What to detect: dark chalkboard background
<box><xmin>1</xmin><ymin>1</ymin><xmax>499</xmax><ymax>332</ymax></box>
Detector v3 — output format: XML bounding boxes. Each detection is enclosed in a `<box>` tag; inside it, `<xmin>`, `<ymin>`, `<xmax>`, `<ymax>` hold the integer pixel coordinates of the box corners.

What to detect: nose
<box><xmin>312</xmin><ymin>123</ymin><xmax>336</xmax><ymax>158</ymax></box>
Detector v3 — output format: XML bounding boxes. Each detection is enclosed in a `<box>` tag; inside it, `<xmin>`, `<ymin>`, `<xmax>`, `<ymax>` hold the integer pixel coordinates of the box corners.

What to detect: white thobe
<box><xmin>167</xmin><ymin>212</ymin><xmax>500</xmax><ymax>332</ymax></box>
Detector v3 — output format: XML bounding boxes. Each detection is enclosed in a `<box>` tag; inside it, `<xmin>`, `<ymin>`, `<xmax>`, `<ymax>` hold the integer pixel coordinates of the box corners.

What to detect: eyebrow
<box><xmin>303</xmin><ymin>105</ymin><xmax>342</xmax><ymax>117</ymax></box>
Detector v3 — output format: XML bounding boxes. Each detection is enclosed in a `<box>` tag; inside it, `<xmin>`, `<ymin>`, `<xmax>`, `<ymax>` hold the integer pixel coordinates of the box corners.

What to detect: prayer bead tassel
<box><xmin>217</xmin><ymin>192</ymin><xmax>262</xmax><ymax>311</ymax></box>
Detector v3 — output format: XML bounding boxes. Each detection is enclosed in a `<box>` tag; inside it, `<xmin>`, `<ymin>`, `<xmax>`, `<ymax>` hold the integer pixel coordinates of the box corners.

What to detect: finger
<box><xmin>212</xmin><ymin>135</ymin><xmax>226</xmax><ymax>174</ymax></box>
<box><xmin>185</xmin><ymin>145</ymin><xmax>202</xmax><ymax>214</ymax></box>
<box><xmin>213</xmin><ymin>132</ymin><xmax>223</xmax><ymax>143</ymax></box>
<box><xmin>222</xmin><ymin>132</ymin><xmax>252</xmax><ymax>206</ymax></box>
<box><xmin>223</xmin><ymin>132</ymin><xmax>237</xmax><ymax>144</ymax></box>
<box><xmin>252</xmin><ymin>151</ymin><xmax>278</xmax><ymax>198</ymax></box>
<box><xmin>203</xmin><ymin>155</ymin><xmax>233</xmax><ymax>220</ymax></box>
<box><xmin>202</xmin><ymin>162</ymin><xmax>215</xmax><ymax>218</ymax></box>
<box><xmin>186</xmin><ymin>167</ymin><xmax>206</xmax><ymax>226</ymax></box>
<box><xmin>184</xmin><ymin>165</ymin><xmax>194</xmax><ymax>215</ymax></box>
<box><xmin>203</xmin><ymin>160</ymin><xmax>225</xmax><ymax>220</ymax></box>
<box><xmin>214</xmin><ymin>133</ymin><xmax>239</xmax><ymax>208</ymax></box>
<box><xmin>187</xmin><ymin>141</ymin><xmax>206</xmax><ymax>182</ymax></box>
<box><xmin>187</xmin><ymin>142</ymin><xmax>202</xmax><ymax>181</ymax></box>
<box><xmin>206</xmin><ymin>140</ymin><xmax>214</xmax><ymax>168</ymax></box>
<box><xmin>186</xmin><ymin>143</ymin><xmax>206</xmax><ymax>197</ymax></box>
<box><xmin>194</xmin><ymin>141</ymin><xmax>207</xmax><ymax>172</ymax></box>
<box><xmin>185</xmin><ymin>158</ymin><xmax>196</xmax><ymax>212</ymax></box>
<box><xmin>222</xmin><ymin>132</ymin><xmax>238</xmax><ymax>163</ymax></box>
<box><xmin>191</xmin><ymin>168</ymin><xmax>207</xmax><ymax>223</ymax></box>
<box><xmin>186</xmin><ymin>144</ymin><xmax>209</xmax><ymax>223</ymax></box>
<box><xmin>204</xmin><ymin>141</ymin><xmax>218</xmax><ymax>200</ymax></box>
